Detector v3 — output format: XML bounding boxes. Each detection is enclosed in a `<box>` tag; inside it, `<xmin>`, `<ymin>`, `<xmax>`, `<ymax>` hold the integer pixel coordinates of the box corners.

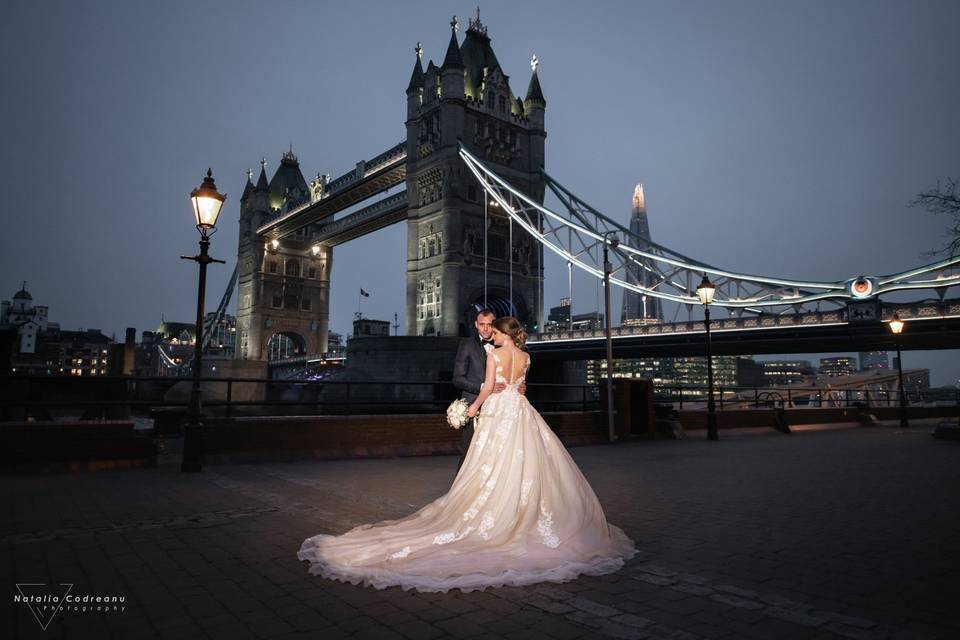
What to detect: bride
<box><xmin>297</xmin><ymin>316</ymin><xmax>636</xmax><ymax>592</ymax></box>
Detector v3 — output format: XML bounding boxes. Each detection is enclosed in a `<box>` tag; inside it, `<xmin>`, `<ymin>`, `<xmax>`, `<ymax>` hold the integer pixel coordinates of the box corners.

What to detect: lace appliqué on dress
<box><xmin>474</xmin><ymin>428</ymin><xmax>489</xmax><ymax>454</ymax></box>
<box><xmin>520</xmin><ymin>478</ymin><xmax>534</xmax><ymax>506</ymax></box>
<box><xmin>390</xmin><ymin>546</ymin><xmax>411</xmax><ymax>559</ymax></box>
<box><xmin>463</xmin><ymin>467</ymin><xmax>497</xmax><ymax>521</ymax></box>
<box><xmin>433</xmin><ymin>526</ymin><xmax>474</xmax><ymax>545</ymax></box>
<box><xmin>537</xmin><ymin>500</ymin><xmax>561</xmax><ymax>548</ymax></box>
<box><xmin>478</xmin><ymin>512</ymin><xmax>495</xmax><ymax>540</ymax></box>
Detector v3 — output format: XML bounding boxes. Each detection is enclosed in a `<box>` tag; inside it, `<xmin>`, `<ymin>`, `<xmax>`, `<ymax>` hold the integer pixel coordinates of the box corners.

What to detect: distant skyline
<box><xmin>1</xmin><ymin>1</ymin><xmax>958</xmax><ymax>384</ymax></box>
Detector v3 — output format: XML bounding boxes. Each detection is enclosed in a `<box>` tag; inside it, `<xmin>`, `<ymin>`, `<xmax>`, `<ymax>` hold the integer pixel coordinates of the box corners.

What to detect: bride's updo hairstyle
<box><xmin>493</xmin><ymin>316</ymin><xmax>527</xmax><ymax>350</ymax></box>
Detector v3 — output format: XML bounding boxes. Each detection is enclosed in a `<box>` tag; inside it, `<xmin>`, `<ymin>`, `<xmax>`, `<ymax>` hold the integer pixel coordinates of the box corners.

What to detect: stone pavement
<box><xmin>4</xmin><ymin>419</ymin><xmax>959</xmax><ymax>640</ymax></box>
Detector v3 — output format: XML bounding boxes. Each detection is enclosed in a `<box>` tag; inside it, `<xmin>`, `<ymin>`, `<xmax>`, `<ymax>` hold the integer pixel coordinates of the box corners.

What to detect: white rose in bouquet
<box><xmin>446</xmin><ymin>398</ymin><xmax>470</xmax><ymax>429</ymax></box>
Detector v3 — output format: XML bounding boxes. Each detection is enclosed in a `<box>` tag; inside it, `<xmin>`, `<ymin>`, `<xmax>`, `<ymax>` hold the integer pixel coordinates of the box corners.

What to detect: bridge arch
<box><xmin>463</xmin><ymin>289</ymin><xmax>531</xmax><ymax>335</ymax></box>
<box><xmin>265</xmin><ymin>331</ymin><xmax>307</xmax><ymax>361</ymax></box>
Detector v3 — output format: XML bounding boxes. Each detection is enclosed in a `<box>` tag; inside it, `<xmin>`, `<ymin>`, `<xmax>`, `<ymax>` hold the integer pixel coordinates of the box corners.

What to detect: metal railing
<box><xmin>0</xmin><ymin>375</ymin><xmax>600</xmax><ymax>422</ymax></box>
<box><xmin>0</xmin><ymin>375</ymin><xmax>955</xmax><ymax>424</ymax></box>
<box><xmin>651</xmin><ymin>384</ymin><xmax>957</xmax><ymax>410</ymax></box>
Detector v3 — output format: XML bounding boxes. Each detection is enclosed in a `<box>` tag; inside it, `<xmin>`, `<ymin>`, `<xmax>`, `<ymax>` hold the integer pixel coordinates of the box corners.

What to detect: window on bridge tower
<box><xmin>499</xmin><ymin>96</ymin><xmax>506</xmax><ymax>114</ymax></box>
<box><xmin>272</xmin><ymin>294</ymin><xmax>282</xmax><ymax>308</ymax></box>
<box><xmin>285</xmin><ymin>294</ymin><xmax>299</xmax><ymax>309</ymax></box>
<box><xmin>285</xmin><ymin>260</ymin><xmax>300</xmax><ymax>277</ymax></box>
<box><xmin>269</xmin><ymin>261</ymin><xmax>278</xmax><ymax>274</ymax></box>
<box><xmin>301</xmin><ymin>298</ymin><xmax>311</xmax><ymax>311</ymax></box>
<box><xmin>308</xmin><ymin>267</ymin><xmax>316</xmax><ymax>279</ymax></box>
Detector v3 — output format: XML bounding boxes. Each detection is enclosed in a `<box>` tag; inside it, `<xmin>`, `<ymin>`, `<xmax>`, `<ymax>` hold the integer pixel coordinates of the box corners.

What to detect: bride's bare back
<box><xmin>493</xmin><ymin>346</ymin><xmax>529</xmax><ymax>386</ymax></box>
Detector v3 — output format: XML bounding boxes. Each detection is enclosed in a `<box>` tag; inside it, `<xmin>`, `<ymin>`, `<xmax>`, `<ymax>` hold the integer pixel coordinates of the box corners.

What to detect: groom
<box><xmin>452</xmin><ymin>308</ymin><xmax>523</xmax><ymax>472</ymax></box>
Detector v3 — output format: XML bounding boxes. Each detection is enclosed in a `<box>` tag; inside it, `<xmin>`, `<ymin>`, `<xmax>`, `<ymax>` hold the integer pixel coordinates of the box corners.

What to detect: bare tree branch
<box><xmin>910</xmin><ymin>177</ymin><xmax>960</xmax><ymax>258</ymax></box>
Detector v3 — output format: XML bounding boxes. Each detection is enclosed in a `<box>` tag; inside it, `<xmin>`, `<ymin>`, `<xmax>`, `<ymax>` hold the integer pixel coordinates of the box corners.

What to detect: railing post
<box><xmin>846</xmin><ymin>388</ymin><xmax>851</xmax><ymax>407</ymax></box>
<box><xmin>754</xmin><ymin>388</ymin><xmax>759</xmax><ymax>409</ymax></box>
<box><xmin>818</xmin><ymin>389</ymin><xmax>823</xmax><ymax>407</ymax></box>
<box><xmin>678</xmin><ymin>386</ymin><xmax>683</xmax><ymax>410</ymax></box>
<box><xmin>719</xmin><ymin>386</ymin><xmax>724</xmax><ymax>410</ymax></box>
<box><xmin>226</xmin><ymin>379</ymin><xmax>232</xmax><ymax>418</ymax></box>
<box><xmin>787</xmin><ymin>388</ymin><xmax>792</xmax><ymax>408</ymax></box>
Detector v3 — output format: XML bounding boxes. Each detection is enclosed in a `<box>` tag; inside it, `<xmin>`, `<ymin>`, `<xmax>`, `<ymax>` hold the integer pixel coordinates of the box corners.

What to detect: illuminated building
<box><xmin>819</xmin><ymin>356</ymin><xmax>857</xmax><ymax>377</ymax></box>
<box><xmin>621</xmin><ymin>184</ymin><xmax>663</xmax><ymax>324</ymax></box>
<box><xmin>859</xmin><ymin>351</ymin><xmax>890</xmax><ymax>371</ymax></box>
<box><xmin>760</xmin><ymin>359</ymin><xmax>814</xmax><ymax>385</ymax></box>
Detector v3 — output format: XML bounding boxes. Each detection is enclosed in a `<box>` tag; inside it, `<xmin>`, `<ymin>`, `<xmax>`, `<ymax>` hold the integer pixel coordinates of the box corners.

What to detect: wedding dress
<box><xmin>297</xmin><ymin>350</ymin><xmax>636</xmax><ymax>592</ymax></box>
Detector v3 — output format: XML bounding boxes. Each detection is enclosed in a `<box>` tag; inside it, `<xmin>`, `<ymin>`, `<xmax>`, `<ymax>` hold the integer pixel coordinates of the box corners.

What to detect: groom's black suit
<box><xmin>452</xmin><ymin>335</ymin><xmax>492</xmax><ymax>472</ymax></box>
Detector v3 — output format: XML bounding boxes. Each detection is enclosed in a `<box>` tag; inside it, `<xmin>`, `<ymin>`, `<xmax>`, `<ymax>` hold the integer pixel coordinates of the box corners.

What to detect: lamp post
<box><xmin>180</xmin><ymin>169</ymin><xmax>226</xmax><ymax>472</ymax></box>
<box><xmin>603</xmin><ymin>231</ymin><xmax>619</xmax><ymax>443</ymax></box>
<box><xmin>888</xmin><ymin>313</ymin><xmax>908</xmax><ymax>429</ymax></box>
<box><xmin>696</xmin><ymin>274</ymin><xmax>718</xmax><ymax>441</ymax></box>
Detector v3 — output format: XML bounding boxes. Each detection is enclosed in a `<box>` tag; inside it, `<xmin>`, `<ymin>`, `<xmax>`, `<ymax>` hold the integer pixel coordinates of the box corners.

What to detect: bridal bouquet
<box><xmin>446</xmin><ymin>398</ymin><xmax>470</xmax><ymax>430</ymax></box>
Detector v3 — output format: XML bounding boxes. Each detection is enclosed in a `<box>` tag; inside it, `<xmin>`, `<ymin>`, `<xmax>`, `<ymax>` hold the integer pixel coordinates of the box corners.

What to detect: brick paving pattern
<box><xmin>4</xmin><ymin>419</ymin><xmax>959</xmax><ymax>639</ymax></box>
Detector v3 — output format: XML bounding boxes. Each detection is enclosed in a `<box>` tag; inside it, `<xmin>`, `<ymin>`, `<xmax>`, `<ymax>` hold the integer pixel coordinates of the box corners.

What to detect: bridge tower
<box><xmin>235</xmin><ymin>150</ymin><xmax>331</xmax><ymax>361</ymax></box>
<box><xmin>404</xmin><ymin>12</ymin><xmax>546</xmax><ymax>336</ymax></box>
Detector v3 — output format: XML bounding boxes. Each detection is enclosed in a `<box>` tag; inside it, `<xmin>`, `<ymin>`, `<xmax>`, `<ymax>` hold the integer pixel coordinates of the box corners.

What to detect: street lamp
<box><xmin>603</xmin><ymin>231</ymin><xmax>619</xmax><ymax>443</ymax></box>
<box><xmin>180</xmin><ymin>169</ymin><xmax>226</xmax><ymax>472</ymax></box>
<box><xmin>696</xmin><ymin>274</ymin><xmax>718</xmax><ymax>440</ymax></box>
<box><xmin>888</xmin><ymin>313</ymin><xmax>908</xmax><ymax>429</ymax></box>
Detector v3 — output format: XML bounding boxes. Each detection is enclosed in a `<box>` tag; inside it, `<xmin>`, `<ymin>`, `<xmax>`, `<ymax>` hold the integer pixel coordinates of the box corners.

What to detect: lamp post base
<box><xmin>707</xmin><ymin>412</ymin><xmax>719</xmax><ymax>440</ymax></box>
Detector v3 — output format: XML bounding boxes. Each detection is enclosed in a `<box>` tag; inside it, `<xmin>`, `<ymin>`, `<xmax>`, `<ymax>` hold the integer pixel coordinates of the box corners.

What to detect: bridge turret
<box><xmin>524</xmin><ymin>55</ymin><xmax>546</xmax><ymax>131</ymax></box>
<box><xmin>240</xmin><ymin>169</ymin><xmax>254</xmax><ymax>203</ymax></box>
<box><xmin>440</xmin><ymin>18</ymin><xmax>465</xmax><ymax>102</ymax></box>
<box><xmin>248</xmin><ymin>160</ymin><xmax>272</xmax><ymax>220</ymax></box>
<box><xmin>406</xmin><ymin>42</ymin><xmax>425</xmax><ymax>121</ymax></box>
<box><xmin>524</xmin><ymin>56</ymin><xmax>546</xmax><ymax>175</ymax></box>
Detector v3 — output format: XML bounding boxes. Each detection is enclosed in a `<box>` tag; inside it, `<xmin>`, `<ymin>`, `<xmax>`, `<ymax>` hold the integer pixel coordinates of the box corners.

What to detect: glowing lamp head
<box><xmin>311</xmin><ymin>245</ymin><xmax>320</xmax><ymax>256</ymax></box>
<box><xmin>190</xmin><ymin>168</ymin><xmax>226</xmax><ymax>233</ymax></box>
<box><xmin>270</xmin><ymin>238</ymin><xmax>279</xmax><ymax>250</ymax></box>
<box><xmin>888</xmin><ymin>313</ymin><xmax>905</xmax><ymax>335</ymax></box>
<box><xmin>696</xmin><ymin>274</ymin><xmax>716</xmax><ymax>306</ymax></box>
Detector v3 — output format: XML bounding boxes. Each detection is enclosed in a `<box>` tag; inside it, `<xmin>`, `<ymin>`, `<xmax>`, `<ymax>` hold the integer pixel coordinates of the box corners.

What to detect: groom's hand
<box><xmin>492</xmin><ymin>382</ymin><xmax>506</xmax><ymax>393</ymax></box>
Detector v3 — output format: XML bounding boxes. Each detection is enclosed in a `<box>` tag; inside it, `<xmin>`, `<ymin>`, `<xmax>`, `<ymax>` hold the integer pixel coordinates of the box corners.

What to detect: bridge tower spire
<box><xmin>407</xmin><ymin>42</ymin><xmax>425</xmax><ymax>121</ymax></box>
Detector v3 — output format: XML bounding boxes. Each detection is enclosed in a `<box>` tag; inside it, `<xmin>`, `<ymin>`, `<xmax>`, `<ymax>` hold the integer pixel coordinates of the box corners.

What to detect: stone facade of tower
<box><xmin>404</xmin><ymin>15</ymin><xmax>546</xmax><ymax>336</ymax></box>
<box><xmin>621</xmin><ymin>184</ymin><xmax>664</xmax><ymax>324</ymax></box>
<box><xmin>235</xmin><ymin>150</ymin><xmax>331</xmax><ymax>361</ymax></box>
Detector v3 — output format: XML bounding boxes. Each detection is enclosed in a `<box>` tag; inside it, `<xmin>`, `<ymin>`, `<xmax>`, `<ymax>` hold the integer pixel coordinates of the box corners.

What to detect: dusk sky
<box><xmin>2</xmin><ymin>1</ymin><xmax>959</xmax><ymax>384</ymax></box>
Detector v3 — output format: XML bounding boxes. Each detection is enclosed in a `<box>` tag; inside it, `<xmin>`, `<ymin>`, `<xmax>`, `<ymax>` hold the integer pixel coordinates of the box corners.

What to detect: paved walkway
<box><xmin>4</xmin><ymin>420</ymin><xmax>959</xmax><ymax>639</ymax></box>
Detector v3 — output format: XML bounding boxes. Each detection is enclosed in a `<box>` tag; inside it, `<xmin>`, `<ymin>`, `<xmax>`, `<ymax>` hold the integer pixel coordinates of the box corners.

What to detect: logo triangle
<box><xmin>16</xmin><ymin>583</ymin><xmax>73</xmax><ymax>631</ymax></box>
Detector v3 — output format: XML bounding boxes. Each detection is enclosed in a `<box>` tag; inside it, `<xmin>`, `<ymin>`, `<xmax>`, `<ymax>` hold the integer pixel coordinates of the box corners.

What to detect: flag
<box><xmin>360</xmin><ymin>289</ymin><xmax>370</xmax><ymax>297</ymax></box>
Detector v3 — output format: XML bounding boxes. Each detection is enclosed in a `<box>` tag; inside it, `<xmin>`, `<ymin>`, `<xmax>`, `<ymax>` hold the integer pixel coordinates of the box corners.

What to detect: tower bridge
<box><xmin>234</xmin><ymin>11</ymin><xmax>546</xmax><ymax>362</ymax></box>
<box><xmin>223</xmin><ymin>11</ymin><xmax>960</xmax><ymax>368</ymax></box>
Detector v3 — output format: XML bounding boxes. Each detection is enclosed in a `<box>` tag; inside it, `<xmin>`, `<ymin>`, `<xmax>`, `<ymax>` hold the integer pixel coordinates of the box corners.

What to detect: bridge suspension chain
<box><xmin>459</xmin><ymin>144</ymin><xmax>960</xmax><ymax>314</ymax></box>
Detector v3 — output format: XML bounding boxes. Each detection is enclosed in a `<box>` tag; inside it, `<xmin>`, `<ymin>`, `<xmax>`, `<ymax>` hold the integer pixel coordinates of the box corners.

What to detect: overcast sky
<box><xmin>2</xmin><ymin>1</ymin><xmax>958</xmax><ymax>385</ymax></box>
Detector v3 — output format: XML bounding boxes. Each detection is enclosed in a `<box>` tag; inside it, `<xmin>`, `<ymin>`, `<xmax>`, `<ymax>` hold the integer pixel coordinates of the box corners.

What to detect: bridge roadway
<box><xmin>256</xmin><ymin>141</ymin><xmax>407</xmax><ymax>239</ymax></box>
<box><xmin>529</xmin><ymin>300</ymin><xmax>960</xmax><ymax>360</ymax></box>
